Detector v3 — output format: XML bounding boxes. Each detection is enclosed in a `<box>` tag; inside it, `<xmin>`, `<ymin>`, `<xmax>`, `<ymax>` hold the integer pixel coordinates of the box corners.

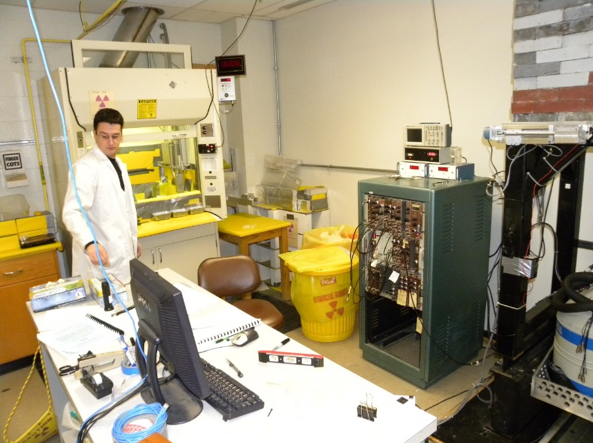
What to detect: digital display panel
<box><xmin>215</xmin><ymin>55</ymin><xmax>246</xmax><ymax>76</ymax></box>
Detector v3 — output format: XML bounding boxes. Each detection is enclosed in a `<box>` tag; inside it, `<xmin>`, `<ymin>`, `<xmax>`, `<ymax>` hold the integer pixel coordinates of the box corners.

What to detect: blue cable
<box><xmin>112</xmin><ymin>403</ymin><xmax>168</xmax><ymax>443</ymax></box>
<box><xmin>24</xmin><ymin>1</ymin><xmax>146</xmax><ymax>363</ymax></box>
<box><xmin>25</xmin><ymin>4</ymin><xmax>149</xmax><ymax>442</ymax></box>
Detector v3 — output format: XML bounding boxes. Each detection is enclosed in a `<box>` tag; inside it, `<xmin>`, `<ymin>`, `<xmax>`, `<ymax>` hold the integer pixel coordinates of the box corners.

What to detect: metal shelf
<box><xmin>532</xmin><ymin>346</ymin><xmax>593</xmax><ymax>423</ymax></box>
<box><xmin>256</xmin><ymin>260</ymin><xmax>280</xmax><ymax>270</ymax></box>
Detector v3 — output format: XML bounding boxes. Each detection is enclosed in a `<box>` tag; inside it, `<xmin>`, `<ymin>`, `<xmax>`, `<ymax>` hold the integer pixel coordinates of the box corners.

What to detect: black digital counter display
<box><xmin>215</xmin><ymin>55</ymin><xmax>246</xmax><ymax>76</ymax></box>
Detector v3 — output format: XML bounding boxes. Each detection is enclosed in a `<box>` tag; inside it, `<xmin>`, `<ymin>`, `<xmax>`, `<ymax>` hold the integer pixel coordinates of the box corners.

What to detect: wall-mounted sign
<box><xmin>3</xmin><ymin>153</ymin><xmax>22</xmax><ymax>170</ymax></box>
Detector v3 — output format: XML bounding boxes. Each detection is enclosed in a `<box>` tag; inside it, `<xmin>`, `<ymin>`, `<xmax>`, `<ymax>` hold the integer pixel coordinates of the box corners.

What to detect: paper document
<box><xmin>37</xmin><ymin>316</ymin><xmax>120</xmax><ymax>354</ymax></box>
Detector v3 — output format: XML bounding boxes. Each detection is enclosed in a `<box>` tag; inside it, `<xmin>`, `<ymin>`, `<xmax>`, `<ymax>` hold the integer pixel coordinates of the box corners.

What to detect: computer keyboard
<box><xmin>201</xmin><ymin>358</ymin><xmax>264</xmax><ymax>421</ymax></box>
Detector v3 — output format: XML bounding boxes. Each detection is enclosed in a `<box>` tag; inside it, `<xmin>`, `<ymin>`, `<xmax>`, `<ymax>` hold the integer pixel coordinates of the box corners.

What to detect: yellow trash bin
<box><xmin>280</xmin><ymin>246</ymin><xmax>359</xmax><ymax>342</ymax></box>
<box><xmin>301</xmin><ymin>225</ymin><xmax>358</xmax><ymax>254</ymax></box>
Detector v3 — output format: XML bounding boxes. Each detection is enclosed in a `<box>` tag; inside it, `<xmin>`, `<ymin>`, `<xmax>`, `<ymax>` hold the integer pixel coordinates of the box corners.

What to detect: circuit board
<box><xmin>363</xmin><ymin>195</ymin><xmax>425</xmax><ymax>311</ymax></box>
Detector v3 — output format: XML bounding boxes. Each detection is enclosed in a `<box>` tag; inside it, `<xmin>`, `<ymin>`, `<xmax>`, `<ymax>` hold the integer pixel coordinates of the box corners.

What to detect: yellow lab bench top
<box><xmin>217</xmin><ymin>213</ymin><xmax>291</xmax><ymax>300</ymax></box>
<box><xmin>0</xmin><ymin>242</ymin><xmax>63</xmax><ymax>261</ymax></box>
<box><xmin>138</xmin><ymin>212</ymin><xmax>218</xmax><ymax>238</ymax></box>
<box><xmin>217</xmin><ymin>213</ymin><xmax>291</xmax><ymax>236</ymax></box>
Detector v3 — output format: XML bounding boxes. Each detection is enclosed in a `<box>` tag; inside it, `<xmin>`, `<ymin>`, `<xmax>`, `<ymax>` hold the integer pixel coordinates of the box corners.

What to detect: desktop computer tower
<box><xmin>358</xmin><ymin>176</ymin><xmax>491</xmax><ymax>388</ymax></box>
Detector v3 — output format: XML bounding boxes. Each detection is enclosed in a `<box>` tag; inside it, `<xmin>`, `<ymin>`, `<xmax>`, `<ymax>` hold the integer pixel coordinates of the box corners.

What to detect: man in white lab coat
<box><xmin>63</xmin><ymin>108</ymin><xmax>141</xmax><ymax>287</ymax></box>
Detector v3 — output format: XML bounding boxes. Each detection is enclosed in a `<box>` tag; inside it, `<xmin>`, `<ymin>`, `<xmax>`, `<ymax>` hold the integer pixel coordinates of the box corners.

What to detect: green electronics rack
<box><xmin>358</xmin><ymin>176</ymin><xmax>492</xmax><ymax>388</ymax></box>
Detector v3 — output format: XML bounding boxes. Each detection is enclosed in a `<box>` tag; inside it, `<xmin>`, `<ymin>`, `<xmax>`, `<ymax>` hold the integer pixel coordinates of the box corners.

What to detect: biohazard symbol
<box><xmin>96</xmin><ymin>94</ymin><xmax>110</xmax><ymax>108</ymax></box>
<box><xmin>325</xmin><ymin>301</ymin><xmax>344</xmax><ymax>319</ymax></box>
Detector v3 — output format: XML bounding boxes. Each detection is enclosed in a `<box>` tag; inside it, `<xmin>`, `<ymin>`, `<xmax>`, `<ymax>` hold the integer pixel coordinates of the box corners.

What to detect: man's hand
<box><xmin>86</xmin><ymin>243</ymin><xmax>110</xmax><ymax>267</ymax></box>
<box><xmin>137</xmin><ymin>243</ymin><xmax>142</xmax><ymax>258</ymax></box>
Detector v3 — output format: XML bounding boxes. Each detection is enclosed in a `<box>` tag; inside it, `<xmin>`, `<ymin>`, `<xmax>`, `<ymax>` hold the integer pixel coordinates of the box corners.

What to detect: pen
<box><xmin>112</xmin><ymin>306</ymin><xmax>135</xmax><ymax>317</ymax></box>
<box><xmin>227</xmin><ymin>358</ymin><xmax>243</xmax><ymax>378</ymax></box>
<box><xmin>272</xmin><ymin>338</ymin><xmax>290</xmax><ymax>351</ymax></box>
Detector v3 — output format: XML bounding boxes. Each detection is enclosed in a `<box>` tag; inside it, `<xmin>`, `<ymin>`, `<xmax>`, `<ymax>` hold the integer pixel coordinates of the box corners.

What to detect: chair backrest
<box><xmin>198</xmin><ymin>255</ymin><xmax>261</xmax><ymax>298</ymax></box>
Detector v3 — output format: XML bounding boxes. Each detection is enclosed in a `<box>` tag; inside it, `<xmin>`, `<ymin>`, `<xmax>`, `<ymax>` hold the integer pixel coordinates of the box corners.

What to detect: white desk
<box><xmin>31</xmin><ymin>268</ymin><xmax>436</xmax><ymax>442</ymax></box>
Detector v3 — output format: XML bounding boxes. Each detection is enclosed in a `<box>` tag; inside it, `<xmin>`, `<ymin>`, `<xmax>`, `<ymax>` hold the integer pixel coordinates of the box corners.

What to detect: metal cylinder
<box><xmin>99</xmin><ymin>6</ymin><xmax>164</xmax><ymax>68</ymax></box>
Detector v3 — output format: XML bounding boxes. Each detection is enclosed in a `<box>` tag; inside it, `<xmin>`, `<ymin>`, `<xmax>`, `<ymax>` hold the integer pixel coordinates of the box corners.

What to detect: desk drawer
<box><xmin>0</xmin><ymin>250</ymin><xmax>58</xmax><ymax>287</ymax></box>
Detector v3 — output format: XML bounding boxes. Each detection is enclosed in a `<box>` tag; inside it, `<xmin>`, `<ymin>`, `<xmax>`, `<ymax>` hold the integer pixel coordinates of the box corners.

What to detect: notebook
<box><xmin>189</xmin><ymin>300</ymin><xmax>261</xmax><ymax>352</ymax></box>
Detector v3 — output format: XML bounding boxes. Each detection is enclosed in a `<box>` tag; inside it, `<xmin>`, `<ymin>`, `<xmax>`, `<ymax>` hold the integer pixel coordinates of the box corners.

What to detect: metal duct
<box><xmin>99</xmin><ymin>6</ymin><xmax>163</xmax><ymax>68</ymax></box>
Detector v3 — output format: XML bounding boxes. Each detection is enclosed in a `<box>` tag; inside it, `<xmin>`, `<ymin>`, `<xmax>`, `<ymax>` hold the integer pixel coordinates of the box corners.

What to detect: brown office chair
<box><xmin>198</xmin><ymin>256</ymin><xmax>284</xmax><ymax>330</ymax></box>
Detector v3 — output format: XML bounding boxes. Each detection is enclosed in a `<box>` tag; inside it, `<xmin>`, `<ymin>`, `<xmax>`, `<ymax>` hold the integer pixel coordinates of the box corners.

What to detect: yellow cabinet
<box><xmin>0</xmin><ymin>250</ymin><xmax>60</xmax><ymax>365</ymax></box>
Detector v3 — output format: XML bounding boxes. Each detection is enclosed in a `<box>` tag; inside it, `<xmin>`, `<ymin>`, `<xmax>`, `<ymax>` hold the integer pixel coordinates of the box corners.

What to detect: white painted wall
<box><xmin>273</xmin><ymin>0</ymin><xmax>513</xmax><ymax>221</ymax></box>
<box><xmin>220</xmin><ymin>18</ymin><xmax>279</xmax><ymax>196</ymax></box>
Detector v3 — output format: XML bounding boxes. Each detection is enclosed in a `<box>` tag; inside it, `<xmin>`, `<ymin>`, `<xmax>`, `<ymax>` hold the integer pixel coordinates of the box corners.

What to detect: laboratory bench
<box><xmin>30</xmin><ymin>269</ymin><xmax>437</xmax><ymax>443</ymax></box>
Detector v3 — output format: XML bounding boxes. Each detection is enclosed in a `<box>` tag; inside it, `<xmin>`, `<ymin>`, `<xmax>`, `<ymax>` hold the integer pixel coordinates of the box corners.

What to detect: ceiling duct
<box><xmin>100</xmin><ymin>6</ymin><xmax>164</xmax><ymax>68</ymax></box>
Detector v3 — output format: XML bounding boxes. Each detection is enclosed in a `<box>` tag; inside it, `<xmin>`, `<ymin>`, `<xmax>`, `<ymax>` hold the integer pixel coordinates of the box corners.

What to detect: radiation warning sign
<box><xmin>137</xmin><ymin>99</ymin><xmax>157</xmax><ymax>119</ymax></box>
<box><xmin>90</xmin><ymin>91</ymin><xmax>115</xmax><ymax>119</ymax></box>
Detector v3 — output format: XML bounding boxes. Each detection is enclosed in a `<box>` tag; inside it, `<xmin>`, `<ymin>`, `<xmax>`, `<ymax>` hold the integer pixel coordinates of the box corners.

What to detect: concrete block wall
<box><xmin>512</xmin><ymin>0</ymin><xmax>593</xmax><ymax>121</ymax></box>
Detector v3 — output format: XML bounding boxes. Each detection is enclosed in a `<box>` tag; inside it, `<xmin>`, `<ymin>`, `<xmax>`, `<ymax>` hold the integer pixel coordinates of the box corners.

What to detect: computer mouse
<box><xmin>232</xmin><ymin>328</ymin><xmax>259</xmax><ymax>346</ymax></box>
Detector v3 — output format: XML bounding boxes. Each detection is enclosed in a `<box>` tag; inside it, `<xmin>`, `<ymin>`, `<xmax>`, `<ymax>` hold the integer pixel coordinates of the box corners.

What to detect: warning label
<box><xmin>90</xmin><ymin>91</ymin><xmax>115</xmax><ymax>118</ymax></box>
<box><xmin>137</xmin><ymin>99</ymin><xmax>157</xmax><ymax>119</ymax></box>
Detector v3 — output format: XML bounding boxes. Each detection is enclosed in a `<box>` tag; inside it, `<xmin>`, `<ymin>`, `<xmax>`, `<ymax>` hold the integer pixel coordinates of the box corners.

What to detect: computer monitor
<box><xmin>129</xmin><ymin>259</ymin><xmax>211</xmax><ymax>424</ymax></box>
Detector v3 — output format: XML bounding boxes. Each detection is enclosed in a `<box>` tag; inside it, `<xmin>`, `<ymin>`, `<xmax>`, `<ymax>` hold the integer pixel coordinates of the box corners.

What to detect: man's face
<box><xmin>94</xmin><ymin>122</ymin><xmax>123</xmax><ymax>159</ymax></box>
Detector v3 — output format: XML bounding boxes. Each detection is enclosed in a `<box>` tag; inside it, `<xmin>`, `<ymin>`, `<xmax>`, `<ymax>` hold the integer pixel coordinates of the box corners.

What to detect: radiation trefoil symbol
<box><xmin>325</xmin><ymin>301</ymin><xmax>344</xmax><ymax>319</ymax></box>
<box><xmin>96</xmin><ymin>95</ymin><xmax>110</xmax><ymax>108</ymax></box>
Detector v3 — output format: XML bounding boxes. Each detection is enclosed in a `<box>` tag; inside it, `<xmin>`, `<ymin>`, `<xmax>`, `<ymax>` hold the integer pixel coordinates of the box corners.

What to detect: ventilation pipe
<box><xmin>100</xmin><ymin>6</ymin><xmax>163</xmax><ymax>68</ymax></box>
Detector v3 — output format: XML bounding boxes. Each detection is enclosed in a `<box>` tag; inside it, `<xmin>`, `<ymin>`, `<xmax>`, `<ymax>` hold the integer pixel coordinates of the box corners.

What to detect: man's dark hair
<box><xmin>93</xmin><ymin>108</ymin><xmax>124</xmax><ymax>131</ymax></box>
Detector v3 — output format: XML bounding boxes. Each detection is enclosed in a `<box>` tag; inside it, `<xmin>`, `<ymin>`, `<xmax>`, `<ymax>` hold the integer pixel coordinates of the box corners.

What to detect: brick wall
<box><xmin>512</xmin><ymin>0</ymin><xmax>593</xmax><ymax>122</ymax></box>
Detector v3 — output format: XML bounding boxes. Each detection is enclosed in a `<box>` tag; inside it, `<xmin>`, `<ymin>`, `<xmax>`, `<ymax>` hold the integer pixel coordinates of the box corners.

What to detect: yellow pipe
<box><xmin>76</xmin><ymin>0</ymin><xmax>126</xmax><ymax>40</ymax></box>
<box><xmin>21</xmin><ymin>38</ymin><xmax>71</xmax><ymax>212</ymax></box>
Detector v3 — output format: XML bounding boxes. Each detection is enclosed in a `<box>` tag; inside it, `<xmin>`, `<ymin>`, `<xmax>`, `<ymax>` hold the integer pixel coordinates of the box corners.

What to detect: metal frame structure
<box><xmin>483</xmin><ymin>123</ymin><xmax>590</xmax><ymax>435</ymax></box>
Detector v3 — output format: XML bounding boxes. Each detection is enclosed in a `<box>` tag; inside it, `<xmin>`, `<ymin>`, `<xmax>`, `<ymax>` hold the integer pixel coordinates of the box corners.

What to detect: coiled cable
<box><xmin>551</xmin><ymin>272</ymin><xmax>593</xmax><ymax>312</ymax></box>
<box><xmin>112</xmin><ymin>403</ymin><xmax>168</xmax><ymax>443</ymax></box>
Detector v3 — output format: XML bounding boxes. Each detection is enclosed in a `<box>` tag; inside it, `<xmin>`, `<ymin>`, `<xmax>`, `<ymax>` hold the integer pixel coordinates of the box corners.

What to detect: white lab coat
<box><xmin>63</xmin><ymin>145</ymin><xmax>138</xmax><ymax>287</ymax></box>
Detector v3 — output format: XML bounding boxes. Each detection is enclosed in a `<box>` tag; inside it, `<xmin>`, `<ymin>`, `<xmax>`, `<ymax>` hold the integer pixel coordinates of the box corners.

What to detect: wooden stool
<box><xmin>217</xmin><ymin>213</ymin><xmax>291</xmax><ymax>301</ymax></box>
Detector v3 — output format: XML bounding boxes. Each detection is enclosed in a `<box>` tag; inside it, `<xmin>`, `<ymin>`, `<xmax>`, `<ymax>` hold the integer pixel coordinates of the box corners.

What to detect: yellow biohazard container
<box><xmin>280</xmin><ymin>246</ymin><xmax>359</xmax><ymax>342</ymax></box>
<box><xmin>301</xmin><ymin>225</ymin><xmax>358</xmax><ymax>253</ymax></box>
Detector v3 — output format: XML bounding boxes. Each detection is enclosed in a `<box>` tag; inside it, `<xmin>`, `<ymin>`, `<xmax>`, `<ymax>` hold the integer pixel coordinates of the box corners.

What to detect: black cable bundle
<box><xmin>550</xmin><ymin>272</ymin><xmax>593</xmax><ymax>312</ymax></box>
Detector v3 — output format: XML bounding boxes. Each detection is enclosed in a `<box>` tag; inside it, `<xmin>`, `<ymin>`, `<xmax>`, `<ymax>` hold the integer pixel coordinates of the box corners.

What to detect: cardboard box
<box><xmin>89</xmin><ymin>275</ymin><xmax>128</xmax><ymax>308</ymax></box>
<box><xmin>29</xmin><ymin>276</ymin><xmax>86</xmax><ymax>312</ymax></box>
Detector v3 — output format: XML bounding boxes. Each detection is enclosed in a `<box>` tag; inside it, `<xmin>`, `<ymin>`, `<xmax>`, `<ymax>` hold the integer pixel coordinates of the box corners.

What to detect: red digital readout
<box><xmin>410</xmin><ymin>165</ymin><xmax>419</xmax><ymax>170</ymax></box>
<box><xmin>427</xmin><ymin>152</ymin><xmax>437</xmax><ymax>157</ymax></box>
<box><xmin>438</xmin><ymin>167</ymin><xmax>448</xmax><ymax>171</ymax></box>
<box><xmin>221</xmin><ymin>59</ymin><xmax>242</xmax><ymax>68</ymax></box>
